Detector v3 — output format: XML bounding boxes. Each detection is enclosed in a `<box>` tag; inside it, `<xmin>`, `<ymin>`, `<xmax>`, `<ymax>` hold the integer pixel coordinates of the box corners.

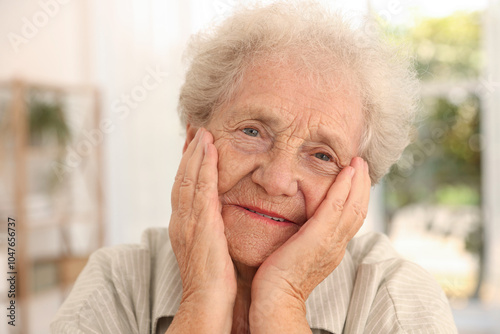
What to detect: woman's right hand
<box><xmin>168</xmin><ymin>127</ymin><xmax>236</xmax><ymax>334</ymax></box>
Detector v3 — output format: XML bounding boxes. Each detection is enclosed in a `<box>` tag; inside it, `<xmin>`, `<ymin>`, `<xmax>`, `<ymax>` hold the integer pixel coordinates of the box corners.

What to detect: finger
<box><xmin>171</xmin><ymin>128</ymin><xmax>202</xmax><ymax>210</ymax></box>
<box><xmin>177</xmin><ymin>128</ymin><xmax>208</xmax><ymax>215</ymax></box>
<box><xmin>193</xmin><ymin>134</ymin><xmax>223</xmax><ymax>230</ymax></box>
<box><xmin>304</xmin><ymin>164</ymin><xmax>355</xmax><ymax>233</ymax></box>
<box><xmin>341</xmin><ymin>157</ymin><xmax>371</xmax><ymax>239</ymax></box>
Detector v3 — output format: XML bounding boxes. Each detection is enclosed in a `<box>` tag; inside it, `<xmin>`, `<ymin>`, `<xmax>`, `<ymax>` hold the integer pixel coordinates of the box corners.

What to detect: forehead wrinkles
<box><xmin>217</xmin><ymin>61</ymin><xmax>363</xmax><ymax>157</ymax></box>
<box><xmin>271</xmin><ymin>95</ymin><xmax>351</xmax><ymax>145</ymax></box>
<box><xmin>281</xmin><ymin>102</ymin><xmax>358</xmax><ymax>169</ymax></box>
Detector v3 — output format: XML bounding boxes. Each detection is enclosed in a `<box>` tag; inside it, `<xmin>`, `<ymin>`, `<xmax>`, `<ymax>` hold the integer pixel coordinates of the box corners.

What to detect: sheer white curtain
<box><xmin>88</xmin><ymin>0</ymin><xmax>195</xmax><ymax>245</ymax></box>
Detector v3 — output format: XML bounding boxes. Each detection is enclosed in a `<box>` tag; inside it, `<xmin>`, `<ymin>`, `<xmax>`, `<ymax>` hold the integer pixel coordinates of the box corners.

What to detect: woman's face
<box><xmin>188</xmin><ymin>62</ymin><xmax>364</xmax><ymax>268</ymax></box>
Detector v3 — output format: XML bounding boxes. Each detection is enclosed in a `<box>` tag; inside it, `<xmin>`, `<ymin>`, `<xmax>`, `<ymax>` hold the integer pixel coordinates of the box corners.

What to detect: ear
<box><xmin>183</xmin><ymin>123</ymin><xmax>199</xmax><ymax>153</ymax></box>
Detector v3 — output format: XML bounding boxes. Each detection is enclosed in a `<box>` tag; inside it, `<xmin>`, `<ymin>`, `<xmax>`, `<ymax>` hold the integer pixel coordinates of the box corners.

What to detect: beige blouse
<box><xmin>51</xmin><ymin>228</ymin><xmax>457</xmax><ymax>333</ymax></box>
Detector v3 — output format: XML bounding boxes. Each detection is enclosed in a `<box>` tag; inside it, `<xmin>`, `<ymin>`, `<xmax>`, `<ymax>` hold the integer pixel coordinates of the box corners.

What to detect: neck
<box><xmin>231</xmin><ymin>262</ymin><xmax>258</xmax><ymax>334</ymax></box>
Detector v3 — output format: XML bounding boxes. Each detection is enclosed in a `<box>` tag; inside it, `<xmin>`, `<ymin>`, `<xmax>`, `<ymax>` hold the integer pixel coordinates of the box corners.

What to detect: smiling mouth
<box><xmin>243</xmin><ymin>207</ymin><xmax>287</xmax><ymax>222</ymax></box>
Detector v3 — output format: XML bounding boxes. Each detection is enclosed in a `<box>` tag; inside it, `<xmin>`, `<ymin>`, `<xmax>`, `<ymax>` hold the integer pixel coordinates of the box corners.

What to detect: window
<box><xmin>369</xmin><ymin>1</ymin><xmax>500</xmax><ymax>331</ymax></box>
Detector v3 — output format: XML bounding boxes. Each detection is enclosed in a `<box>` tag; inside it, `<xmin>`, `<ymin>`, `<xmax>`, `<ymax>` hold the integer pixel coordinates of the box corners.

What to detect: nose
<box><xmin>251</xmin><ymin>149</ymin><xmax>299</xmax><ymax>197</ymax></box>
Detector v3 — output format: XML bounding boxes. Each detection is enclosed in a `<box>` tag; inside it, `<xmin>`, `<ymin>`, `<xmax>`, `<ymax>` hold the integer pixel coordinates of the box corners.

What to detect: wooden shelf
<box><xmin>0</xmin><ymin>79</ymin><xmax>104</xmax><ymax>334</ymax></box>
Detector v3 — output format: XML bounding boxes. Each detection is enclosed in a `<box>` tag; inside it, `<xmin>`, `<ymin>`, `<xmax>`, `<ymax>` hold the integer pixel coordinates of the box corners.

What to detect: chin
<box><xmin>226</xmin><ymin>236</ymin><xmax>282</xmax><ymax>268</ymax></box>
<box><xmin>221</xmin><ymin>205</ymin><xmax>299</xmax><ymax>267</ymax></box>
<box><xmin>222</xmin><ymin>205</ymin><xmax>298</xmax><ymax>268</ymax></box>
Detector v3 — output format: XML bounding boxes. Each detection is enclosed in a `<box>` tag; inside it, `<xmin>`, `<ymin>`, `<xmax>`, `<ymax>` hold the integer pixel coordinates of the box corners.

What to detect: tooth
<box><xmin>245</xmin><ymin>208</ymin><xmax>285</xmax><ymax>222</ymax></box>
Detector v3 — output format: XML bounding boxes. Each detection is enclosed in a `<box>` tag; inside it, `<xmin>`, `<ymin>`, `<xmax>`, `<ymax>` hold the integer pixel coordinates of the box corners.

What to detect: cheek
<box><xmin>302</xmin><ymin>175</ymin><xmax>336</xmax><ymax>219</ymax></box>
<box><xmin>215</xmin><ymin>140</ymin><xmax>258</xmax><ymax>194</ymax></box>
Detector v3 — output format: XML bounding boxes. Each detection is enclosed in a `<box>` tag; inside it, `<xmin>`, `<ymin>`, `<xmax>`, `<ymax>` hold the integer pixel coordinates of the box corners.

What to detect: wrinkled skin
<box><xmin>168</xmin><ymin>62</ymin><xmax>371</xmax><ymax>334</ymax></box>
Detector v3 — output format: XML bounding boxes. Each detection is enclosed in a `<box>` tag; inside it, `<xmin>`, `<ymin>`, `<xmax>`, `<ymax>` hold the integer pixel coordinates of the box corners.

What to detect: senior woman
<box><xmin>52</xmin><ymin>2</ymin><xmax>457</xmax><ymax>333</ymax></box>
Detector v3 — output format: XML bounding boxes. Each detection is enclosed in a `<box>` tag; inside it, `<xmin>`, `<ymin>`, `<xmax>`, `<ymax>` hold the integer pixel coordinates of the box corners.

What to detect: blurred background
<box><xmin>0</xmin><ymin>0</ymin><xmax>499</xmax><ymax>333</ymax></box>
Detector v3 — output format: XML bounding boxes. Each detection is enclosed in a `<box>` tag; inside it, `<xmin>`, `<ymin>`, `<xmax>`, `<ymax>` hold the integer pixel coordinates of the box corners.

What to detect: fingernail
<box><xmin>349</xmin><ymin>166</ymin><xmax>355</xmax><ymax>177</ymax></box>
<box><xmin>201</xmin><ymin>128</ymin><xmax>210</xmax><ymax>143</ymax></box>
<box><xmin>194</xmin><ymin>128</ymin><xmax>202</xmax><ymax>140</ymax></box>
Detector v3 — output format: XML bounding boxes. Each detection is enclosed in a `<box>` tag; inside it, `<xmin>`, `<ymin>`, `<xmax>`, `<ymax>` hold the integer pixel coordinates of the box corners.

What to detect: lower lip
<box><xmin>236</xmin><ymin>206</ymin><xmax>296</xmax><ymax>227</ymax></box>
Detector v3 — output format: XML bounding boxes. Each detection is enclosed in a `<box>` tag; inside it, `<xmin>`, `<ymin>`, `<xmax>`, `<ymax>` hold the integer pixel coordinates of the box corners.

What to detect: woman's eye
<box><xmin>242</xmin><ymin>128</ymin><xmax>259</xmax><ymax>137</ymax></box>
<box><xmin>314</xmin><ymin>152</ymin><xmax>331</xmax><ymax>162</ymax></box>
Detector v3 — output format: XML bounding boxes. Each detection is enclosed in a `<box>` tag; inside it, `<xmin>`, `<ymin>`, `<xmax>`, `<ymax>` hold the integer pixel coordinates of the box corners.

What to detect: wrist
<box><xmin>169</xmin><ymin>290</ymin><xmax>235</xmax><ymax>334</ymax></box>
<box><xmin>250</xmin><ymin>290</ymin><xmax>309</xmax><ymax>333</ymax></box>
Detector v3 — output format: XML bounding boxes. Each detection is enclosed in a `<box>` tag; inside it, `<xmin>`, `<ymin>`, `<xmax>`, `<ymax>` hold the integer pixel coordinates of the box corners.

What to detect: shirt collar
<box><xmin>305</xmin><ymin>251</ymin><xmax>356</xmax><ymax>333</ymax></box>
<box><xmin>143</xmin><ymin>229</ymin><xmax>182</xmax><ymax>334</ymax></box>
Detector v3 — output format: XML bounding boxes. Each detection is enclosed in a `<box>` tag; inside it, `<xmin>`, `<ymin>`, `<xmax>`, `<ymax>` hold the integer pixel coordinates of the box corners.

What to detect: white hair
<box><xmin>178</xmin><ymin>1</ymin><xmax>419</xmax><ymax>184</ymax></box>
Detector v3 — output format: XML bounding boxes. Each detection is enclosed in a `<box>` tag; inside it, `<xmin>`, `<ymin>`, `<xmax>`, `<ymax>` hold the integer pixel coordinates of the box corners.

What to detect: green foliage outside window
<box><xmin>382</xmin><ymin>11</ymin><xmax>483</xmax><ymax>299</ymax></box>
<box><xmin>384</xmin><ymin>11</ymin><xmax>482</xmax><ymax>213</ymax></box>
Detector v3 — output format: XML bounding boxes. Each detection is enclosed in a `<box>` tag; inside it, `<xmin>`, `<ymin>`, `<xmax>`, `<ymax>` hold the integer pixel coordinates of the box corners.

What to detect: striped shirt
<box><xmin>50</xmin><ymin>228</ymin><xmax>457</xmax><ymax>333</ymax></box>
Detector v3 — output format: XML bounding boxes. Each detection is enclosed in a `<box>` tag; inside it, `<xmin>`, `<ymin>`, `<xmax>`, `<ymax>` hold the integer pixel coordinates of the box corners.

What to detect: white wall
<box><xmin>0</xmin><ymin>0</ymin><xmax>89</xmax><ymax>84</ymax></box>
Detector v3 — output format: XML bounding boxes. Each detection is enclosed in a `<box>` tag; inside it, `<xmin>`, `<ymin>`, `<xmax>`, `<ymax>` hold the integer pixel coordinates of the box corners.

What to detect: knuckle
<box><xmin>195</xmin><ymin>180</ymin><xmax>213</xmax><ymax>194</ymax></box>
<box><xmin>351</xmin><ymin>201</ymin><xmax>368</xmax><ymax>220</ymax></box>
<box><xmin>176</xmin><ymin>202</ymin><xmax>192</xmax><ymax>219</ymax></box>
<box><xmin>180</xmin><ymin>176</ymin><xmax>195</xmax><ymax>188</ymax></box>
<box><xmin>174</xmin><ymin>173</ymin><xmax>184</xmax><ymax>184</ymax></box>
<box><xmin>331</xmin><ymin>198</ymin><xmax>345</xmax><ymax>212</ymax></box>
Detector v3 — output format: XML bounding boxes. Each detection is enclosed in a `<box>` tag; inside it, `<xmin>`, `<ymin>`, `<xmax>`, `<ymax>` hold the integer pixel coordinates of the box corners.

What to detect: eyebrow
<box><xmin>226</xmin><ymin>105</ymin><xmax>352</xmax><ymax>167</ymax></box>
<box><xmin>227</xmin><ymin>105</ymin><xmax>282</xmax><ymax>127</ymax></box>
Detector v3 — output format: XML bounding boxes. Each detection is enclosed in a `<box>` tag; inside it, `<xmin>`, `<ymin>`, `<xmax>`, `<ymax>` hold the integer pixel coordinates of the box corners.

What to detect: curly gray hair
<box><xmin>178</xmin><ymin>1</ymin><xmax>419</xmax><ymax>184</ymax></box>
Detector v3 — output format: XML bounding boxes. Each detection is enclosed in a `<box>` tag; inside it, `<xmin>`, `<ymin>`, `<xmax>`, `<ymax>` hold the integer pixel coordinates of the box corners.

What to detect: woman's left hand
<box><xmin>249</xmin><ymin>157</ymin><xmax>371</xmax><ymax>333</ymax></box>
